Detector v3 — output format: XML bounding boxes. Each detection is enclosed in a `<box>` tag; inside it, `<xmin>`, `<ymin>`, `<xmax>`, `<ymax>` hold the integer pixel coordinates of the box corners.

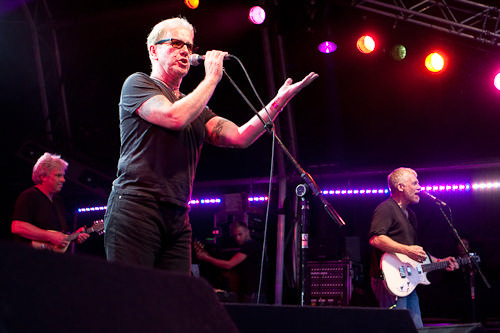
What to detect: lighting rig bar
<box><xmin>352</xmin><ymin>0</ymin><xmax>500</xmax><ymax>47</ymax></box>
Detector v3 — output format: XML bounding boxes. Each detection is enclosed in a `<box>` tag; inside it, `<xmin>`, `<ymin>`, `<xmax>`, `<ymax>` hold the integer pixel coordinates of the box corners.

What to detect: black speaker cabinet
<box><xmin>225</xmin><ymin>303</ymin><xmax>418</xmax><ymax>333</ymax></box>
<box><xmin>0</xmin><ymin>241</ymin><xmax>239</xmax><ymax>333</ymax></box>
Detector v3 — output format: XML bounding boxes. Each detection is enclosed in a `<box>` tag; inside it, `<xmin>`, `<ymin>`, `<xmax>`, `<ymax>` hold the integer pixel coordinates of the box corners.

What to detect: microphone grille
<box><xmin>189</xmin><ymin>54</ymin><xmax>202</xmax><ymax>66</ymax></box>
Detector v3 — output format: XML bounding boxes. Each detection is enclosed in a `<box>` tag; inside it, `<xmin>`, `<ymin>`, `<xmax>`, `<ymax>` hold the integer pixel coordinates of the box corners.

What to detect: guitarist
<box><xmin>11</xmin><ymin>153</ymin><xmax>89</xmax><ymax>251</ymax></box>
<box><xmin>368</xmin><ymin>167</ymin><xmax>458</xmax><ymax>329</ymax></box>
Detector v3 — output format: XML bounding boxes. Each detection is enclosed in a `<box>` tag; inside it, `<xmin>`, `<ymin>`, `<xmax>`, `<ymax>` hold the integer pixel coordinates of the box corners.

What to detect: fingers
<box><xmin>284</xmin><ymin>72</ymin><xmax>319</xmax><ymax>88</ymax></box>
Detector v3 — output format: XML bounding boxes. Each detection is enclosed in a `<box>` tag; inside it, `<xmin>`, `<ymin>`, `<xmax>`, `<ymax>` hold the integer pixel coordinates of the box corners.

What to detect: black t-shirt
<box><xmin>368</xmin><ymin>198</ymin><xmax>419</xmax><ymax>278</ymax></box>
<box><xmin>232</xmin><ymin>239</ymin><xmax>261</xmax><ymax>297</ymax></box>
<box><xmin>12</xmin><ymin>186</ymin><xmax>68</xmax><ymax>243</ymax></box>
<box><xmin>112</xmin><ymin>72</ymin><xmax>217</xmax><ymax>207</ymax></box>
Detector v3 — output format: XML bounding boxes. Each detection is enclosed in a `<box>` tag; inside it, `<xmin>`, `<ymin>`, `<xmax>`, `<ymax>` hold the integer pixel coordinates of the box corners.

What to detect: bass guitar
<box><xmin>381</xmin><ymin>252</ymin><xmax>479</xmax><ymax>297</ymax></box>
<box><xmin>31</xmin><ymin>219</ymin><xmax>104</xmax><ymax>253</ymax></box>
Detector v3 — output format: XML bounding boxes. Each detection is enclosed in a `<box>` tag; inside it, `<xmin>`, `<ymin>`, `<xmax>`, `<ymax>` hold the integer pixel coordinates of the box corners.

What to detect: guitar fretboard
<box><xmin>422</xmin><ymin>256</ymin><xmax>470</xmax><ymax>273</ymax></box>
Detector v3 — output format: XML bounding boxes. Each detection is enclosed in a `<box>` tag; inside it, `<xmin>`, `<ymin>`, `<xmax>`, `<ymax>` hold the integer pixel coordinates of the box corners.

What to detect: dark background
<box><xmin>1</xmin><ymin>0</ymin><xmax>499</xmax><ymax>327</ymax></box>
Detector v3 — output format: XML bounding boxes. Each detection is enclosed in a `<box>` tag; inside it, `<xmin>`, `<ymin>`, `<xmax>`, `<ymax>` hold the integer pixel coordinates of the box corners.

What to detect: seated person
<box><xmin>195</xmin><ymin>221</ymin><xmax>261</xmax><ymax>303</ymax></box>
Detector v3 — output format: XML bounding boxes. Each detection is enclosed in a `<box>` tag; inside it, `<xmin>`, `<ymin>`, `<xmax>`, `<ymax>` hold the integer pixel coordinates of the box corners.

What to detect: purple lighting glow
<box><xmin>75</xmin><ymin>182</ymin><xmax>497</xmax><ymax>212</ymax></box>
<box><xmin>77</xmin><ymin>206</ymin><xmax>107</xmax><ymax>213</ymax></box>
<box><xmin>318</xmin><ymin>41</ymin><xmax>337</xmax><ymax>54</ymax></box>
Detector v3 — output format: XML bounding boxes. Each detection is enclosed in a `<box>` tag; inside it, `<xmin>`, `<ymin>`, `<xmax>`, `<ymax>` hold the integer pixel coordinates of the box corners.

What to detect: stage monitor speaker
<box><xmin>418</xmin><ymin>323</ymin><xmax>486</xmax><ymax>333</ymax></box>
<box><xmin>225</xmin><ymin>303</ymin><xmax>418</xmax><ymax>333</ymax></box>
<box><xmin>0</xmin><ymin>241</ymin><xmax>239</xmax><ymax>333</ymax></box>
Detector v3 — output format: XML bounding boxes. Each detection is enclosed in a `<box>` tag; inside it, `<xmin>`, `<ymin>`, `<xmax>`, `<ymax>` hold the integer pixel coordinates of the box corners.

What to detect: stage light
<box><xmin>494</xmin><ymin>72</ymin><xmax>500</xmax><ymax>91</ymax></box>
<box><xmin>425</xmin><ymin>52</ymin><xmax>445</xmax><ymax>72</ymax></box>
<box><xmin>318</xmin><ymin>41</ymin><xmax>337</xmax><ymax>54</ymax></box>
<box><xmin>249</xmin><ymin>6</ymin><xmax>266</xmax><ymax>25</ymax></box>
<box><xmin>184</xmin><ymin>0</ymin><xmax>199</xmax><ymax>9</ymax></box>
<box><xmin>356</xmin><ymin>35</ymin><xmax>375</xmax><ymax>54</ymax></box>
<box><xmin>391</xmin><ymin>44</ymin><xmax>407</xmax><ymax>61</ymax></box>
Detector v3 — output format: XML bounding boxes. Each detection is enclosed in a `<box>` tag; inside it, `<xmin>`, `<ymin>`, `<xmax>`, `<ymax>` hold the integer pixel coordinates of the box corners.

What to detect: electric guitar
<box><xmin>381</xmin><ymin>252</ymin><xmax>479</xmax><ymax>297</ymax></box>
<box><xmin>31</xmin><ymin>219</ymin><xmax>104</xmax><ymax>253</ymax></box>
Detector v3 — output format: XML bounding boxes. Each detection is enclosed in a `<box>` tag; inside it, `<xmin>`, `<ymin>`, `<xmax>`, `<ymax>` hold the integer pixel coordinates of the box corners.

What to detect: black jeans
<box><xmin>104</xmin><ymin>190</ymin><xmax>192</xmax><ymax>275</ymax></box>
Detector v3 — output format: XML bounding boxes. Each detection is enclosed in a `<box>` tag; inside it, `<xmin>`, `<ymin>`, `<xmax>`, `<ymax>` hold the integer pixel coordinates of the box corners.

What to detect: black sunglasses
<box><xmin>155</xmin><ymin>38</ymin><xmax>197</xmax><ymax>54</ymax></box>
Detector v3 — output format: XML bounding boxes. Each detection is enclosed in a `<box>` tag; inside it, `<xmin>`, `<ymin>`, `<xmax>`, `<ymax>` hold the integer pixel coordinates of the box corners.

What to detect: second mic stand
<box><xmin>435</xmin><ymin>202</ymin><xmax>491</xmax><ymax>322</ymax></box>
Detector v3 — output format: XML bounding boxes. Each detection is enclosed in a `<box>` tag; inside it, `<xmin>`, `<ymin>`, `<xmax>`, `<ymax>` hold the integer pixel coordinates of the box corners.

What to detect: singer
<box><xmin>368</xmin><ymin>167</ymin><xmax>459</xmax><ymax>328</ymax></box>
<box><xmin>103</xmin><ymin>16</ymin><xmax>318</xmax><ymax>275</ymax></box>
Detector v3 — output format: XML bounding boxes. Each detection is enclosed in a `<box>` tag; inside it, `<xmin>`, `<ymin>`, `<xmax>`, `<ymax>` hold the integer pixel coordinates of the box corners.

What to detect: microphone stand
<box><xmin>221</xmin><ymin>64</ymin><xmax>346</xmax><ymax>306</ymax></box>
<box><xmin>435</xmin><ymin>203</ymin><xmax>491</xmax><ymax>322</ymax></box>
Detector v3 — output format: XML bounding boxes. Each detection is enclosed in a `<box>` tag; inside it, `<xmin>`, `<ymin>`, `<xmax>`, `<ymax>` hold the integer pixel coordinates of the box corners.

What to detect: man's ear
<box><xmin>149</xmin><ymin>44</ymin><xmax>158</xmax><ymax>60</ymax></box>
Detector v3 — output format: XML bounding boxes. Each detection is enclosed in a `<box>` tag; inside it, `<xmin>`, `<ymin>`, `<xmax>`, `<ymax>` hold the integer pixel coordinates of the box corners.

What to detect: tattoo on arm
<box><xmin>210</xmin><ymin>119</ymin><xmax>228</xmax><ymax>144</ymax></box>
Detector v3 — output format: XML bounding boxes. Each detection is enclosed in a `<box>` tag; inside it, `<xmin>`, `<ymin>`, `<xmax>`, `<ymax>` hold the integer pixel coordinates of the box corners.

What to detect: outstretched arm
<box><xmin>205</xmin><ymin>72</ymin><xmax>319</xmax><ymax>148</ymax></box>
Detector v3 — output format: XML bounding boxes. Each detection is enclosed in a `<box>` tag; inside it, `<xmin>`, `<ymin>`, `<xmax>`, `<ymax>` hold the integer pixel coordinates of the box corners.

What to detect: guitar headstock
<box><xmin>88</xmin><ymin>219</ymin><xmax>105</xmax><ymax>235</ymax></box>
<box><xmin>193</xmin><ymin>240</ymin><xmax>204</xmax><ymax>251</ymax></box>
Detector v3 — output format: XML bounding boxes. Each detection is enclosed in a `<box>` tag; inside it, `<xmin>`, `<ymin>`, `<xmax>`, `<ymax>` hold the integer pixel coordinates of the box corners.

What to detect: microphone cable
<box><xmin>220</xmin><ymin>55</ymin><xmax>278</xmax><ymax>303</ymax></box>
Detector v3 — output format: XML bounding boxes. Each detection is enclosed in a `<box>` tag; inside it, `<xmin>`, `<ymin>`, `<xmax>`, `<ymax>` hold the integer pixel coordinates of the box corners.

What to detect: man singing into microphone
<box><xmin>103</xmin><ymin>16</ymin><xmax>318</xmax><ymax>274</ymax></box>
<box><xmin>368</xmin><ymin>167</ymin><xmax>459</xmax><ymax>328</ymax></box>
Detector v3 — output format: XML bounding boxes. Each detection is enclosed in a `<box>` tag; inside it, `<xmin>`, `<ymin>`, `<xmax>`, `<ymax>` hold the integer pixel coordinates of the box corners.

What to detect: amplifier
<box><xmin>307</xmin><ymin>260</ymin><xmax>352</xmax><ymax>306</ymax></box>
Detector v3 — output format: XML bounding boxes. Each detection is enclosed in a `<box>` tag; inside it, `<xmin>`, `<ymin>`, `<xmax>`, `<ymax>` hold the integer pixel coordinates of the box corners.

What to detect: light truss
<box><xmin>351</xmin><ymin>0</ymin><xmax>500</xmax><ymax>47</ymax></box>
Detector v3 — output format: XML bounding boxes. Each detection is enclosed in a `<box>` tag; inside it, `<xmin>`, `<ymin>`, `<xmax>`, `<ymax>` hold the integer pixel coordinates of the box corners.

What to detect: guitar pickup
<box><xmin>399</xmin><ymin>266</ymin><xmax>406</xmax><ymax>278</ymax></box>
<box><xmin>406</xmin><ymin>267</ymin><xmax>412</xmax><ymax>276</ymax></box>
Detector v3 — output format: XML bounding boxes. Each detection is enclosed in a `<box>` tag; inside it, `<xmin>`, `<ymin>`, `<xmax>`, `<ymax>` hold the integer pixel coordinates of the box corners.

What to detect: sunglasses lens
<box><xmin>175</xmin><ymin>40</ymin><xmax>194</xmax><ymax>52</ymax></box>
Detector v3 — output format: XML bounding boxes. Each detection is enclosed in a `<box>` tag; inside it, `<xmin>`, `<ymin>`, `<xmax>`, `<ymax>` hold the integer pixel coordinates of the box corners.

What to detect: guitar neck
<box><xmin>422</xmin><ymin>256</ymin><xmax>469</xmax><ymax>273</ymax></box>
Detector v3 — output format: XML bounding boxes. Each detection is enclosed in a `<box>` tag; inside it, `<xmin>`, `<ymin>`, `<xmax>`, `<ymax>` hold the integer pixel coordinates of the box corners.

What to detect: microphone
<box><xmin>420</xmin><ymin>191</ymin><xmax>447</xmax><ymax>206</ymax></box>
<box><xmin>188</xmin><ymin>53</ymin><xmax>232</xmax><ymax>66</ymax></box>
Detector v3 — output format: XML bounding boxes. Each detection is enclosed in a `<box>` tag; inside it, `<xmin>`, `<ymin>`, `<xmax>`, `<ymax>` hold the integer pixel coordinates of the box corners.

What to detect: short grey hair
<box><xmin>387</xmin><ymin>167</ymin><xmax>417</xmax><ymax>193</ymax></box>
<box><xmin>146</xmin><ymin>16</ymin><xmax>195</xmax><ymax>50</ymax></box>
<box><xmin>32</xmin><ymin>152</ymin><xmax>68</xmax><ymax>185</ymax></box>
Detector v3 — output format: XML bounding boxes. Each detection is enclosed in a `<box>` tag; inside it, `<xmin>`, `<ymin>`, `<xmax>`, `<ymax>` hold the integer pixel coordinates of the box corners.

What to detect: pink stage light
<box><xmin>249</xmin><ymin>6</ymin><xmax>266</xmax><ymax>25</ymax></box>
<box><xmin>494</xmin><ymin>72</ymin><xmax>500</xmax><ymax>91</ymax></box>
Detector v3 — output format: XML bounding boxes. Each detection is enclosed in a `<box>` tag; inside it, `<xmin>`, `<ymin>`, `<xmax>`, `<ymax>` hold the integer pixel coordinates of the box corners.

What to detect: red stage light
<box><xmin>425</xmin><ymin>52</ymin><xmax>445</xmax><ymax>73</ymax></box>
<box><xmin>357</xmin><ymin>35</ymin><xmax>375</xmax><ymax>54</ymax></box>
<box><xmin>184</xmin><ymin>0</ymin><xmax>199</xmax><ymax>9</ymax></box>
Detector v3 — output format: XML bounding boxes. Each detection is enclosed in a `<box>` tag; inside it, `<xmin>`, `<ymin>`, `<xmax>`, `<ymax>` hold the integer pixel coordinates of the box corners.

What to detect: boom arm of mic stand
<box><xmin>273</xmin><ymin>134</ymin><xmax>346</xmax><ymax>227</ymax></box>
<box><xmin>438</xmin><ymin>205</ymin><xmax>491</xmax><ymax>289</ymax></box>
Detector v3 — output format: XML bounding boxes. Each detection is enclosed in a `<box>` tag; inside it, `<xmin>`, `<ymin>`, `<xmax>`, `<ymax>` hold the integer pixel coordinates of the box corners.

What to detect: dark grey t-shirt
<box><xmin>368</xmin><ymin>198</ymin><xmax>419</xmax><ymax>278</ymax></box>
<box><xmin>112</xmin><ymin>72</ymin><xmax>216</xmax><ymax>208</ymax></box>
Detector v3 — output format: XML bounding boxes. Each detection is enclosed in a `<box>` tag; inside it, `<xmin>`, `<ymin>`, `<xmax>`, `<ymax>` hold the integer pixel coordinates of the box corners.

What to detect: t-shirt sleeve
<box><xmin>200</xmin><ymin>105</ymin><xmax>216</xmax><ymax>124</ymax></box>
<box><xmin>12</xmin><ymin>191</ymin><xmax>32</xmax><ymax>222</ymax></box>
<box><xmin>119</xmin><ymin>73</ymin><xmax>164</xmax><ymax>114</ymax></box>
<box><xmin>368</xmin><ymin>203</ymin><xmax>393</xmax><ymax>239</ymax></box>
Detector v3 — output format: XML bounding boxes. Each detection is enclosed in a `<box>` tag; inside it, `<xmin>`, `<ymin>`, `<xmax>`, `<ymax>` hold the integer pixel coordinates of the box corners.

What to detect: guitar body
<box><xmin>32</xmin><ymin>231</ymin><xmax>70</xmax><ymax>253</ymax></box>
<box><xmin>31</xmin><ymin>219</ymin><xmax>104</xmax><ymax>254</ymax></box>
<box><xmin>381</xmin><ymin>252</ymin><xmax>431</xmax><ymax>297</ymax></box>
